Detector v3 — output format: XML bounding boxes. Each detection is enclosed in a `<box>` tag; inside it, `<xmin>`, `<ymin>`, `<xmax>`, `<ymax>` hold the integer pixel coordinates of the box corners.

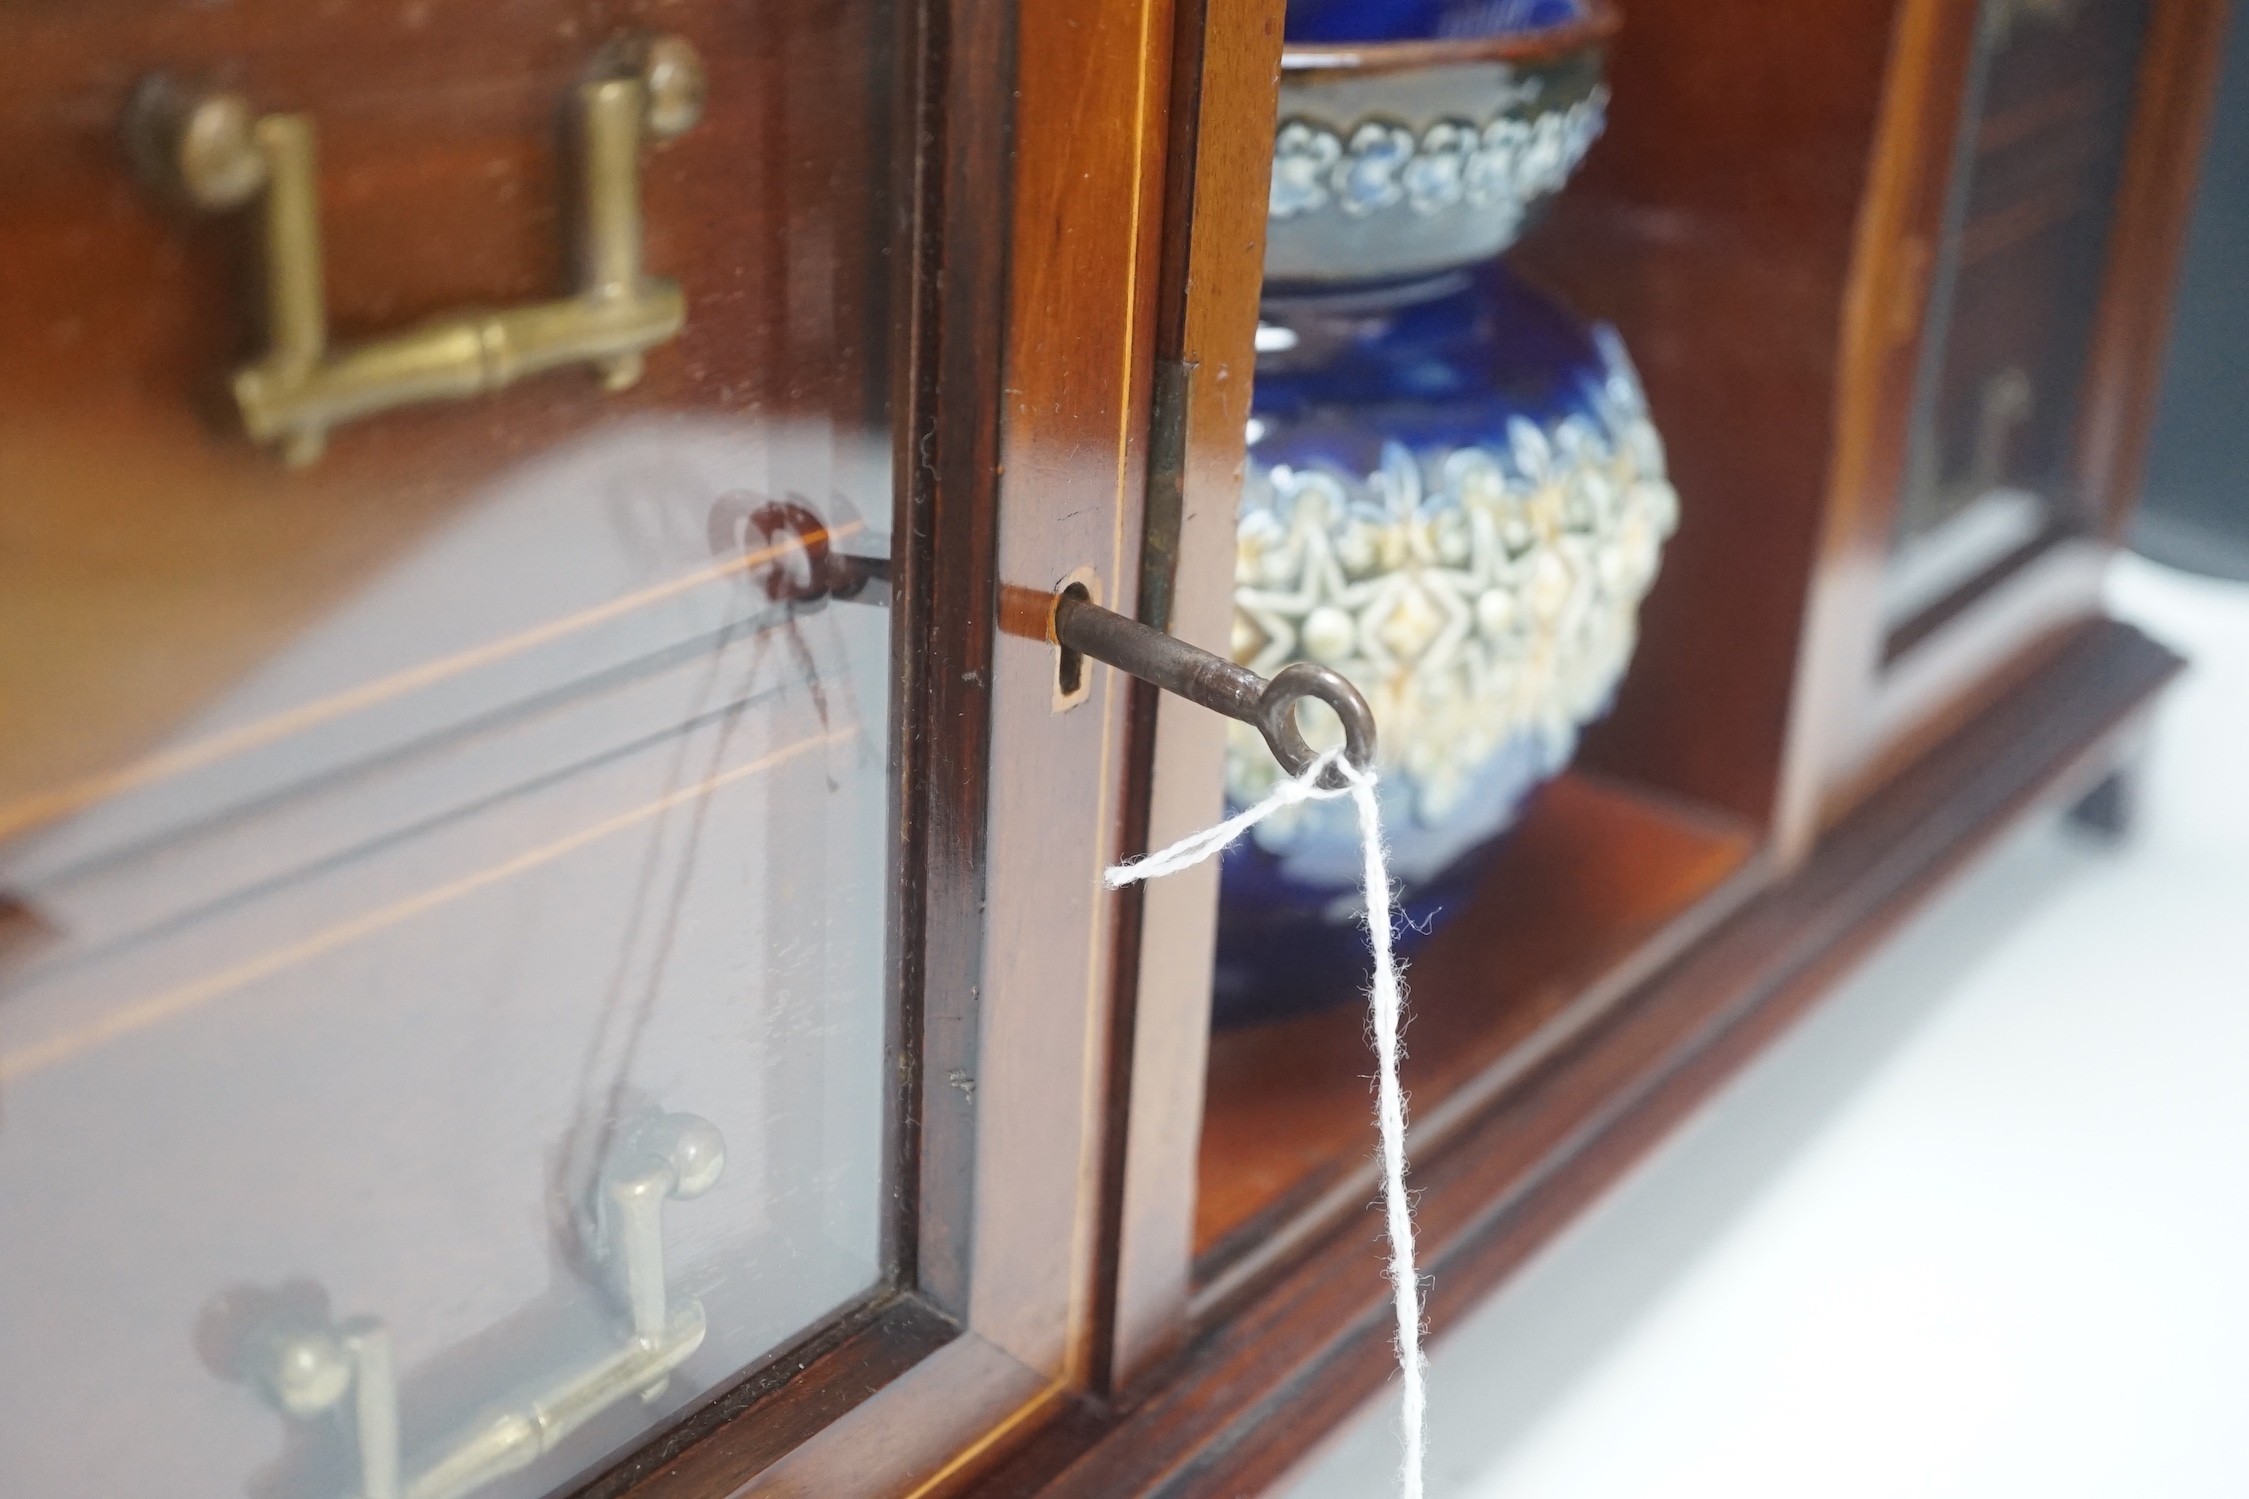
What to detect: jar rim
<box><xmin>1280</xmin><ymin>0</ymin><xmax>1621</xmax><ymax>77</ymax></box>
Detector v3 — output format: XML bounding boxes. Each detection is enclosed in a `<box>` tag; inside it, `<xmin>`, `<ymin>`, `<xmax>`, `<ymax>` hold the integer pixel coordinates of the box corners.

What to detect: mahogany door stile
<box><xmin>964</xmin><ymin>0</ymin><xmax>1178</xmax><ymax>1399</ymax></box>
<box><xmin>1100</xmin><ymin>0</ymin><xmax>1287</xmax><ymax>1390</ymax></box>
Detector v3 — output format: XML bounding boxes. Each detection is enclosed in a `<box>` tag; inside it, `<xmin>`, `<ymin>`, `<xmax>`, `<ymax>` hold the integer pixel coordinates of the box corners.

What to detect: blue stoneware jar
<box><xmin>1213</xmin><ymin>0</ymin><xmax>1678</xmax><ymax>1024</ymax></box>
<box><xmin>1285</xmin><ymin>0</ymin><xmax>1591</xmax><ymax>44</ymax></box>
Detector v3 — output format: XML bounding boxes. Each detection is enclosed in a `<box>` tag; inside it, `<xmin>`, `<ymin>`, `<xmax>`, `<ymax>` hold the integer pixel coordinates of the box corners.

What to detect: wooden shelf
<box><xmin>988</xmin><ymin>618</ymin><xmax>2181</xmax><ymax>1499</ymax></box>
<box><xmin>1195</xmin><ymin>769</ymin><xmax>1762</xmax><ymax>1292</ymax></box>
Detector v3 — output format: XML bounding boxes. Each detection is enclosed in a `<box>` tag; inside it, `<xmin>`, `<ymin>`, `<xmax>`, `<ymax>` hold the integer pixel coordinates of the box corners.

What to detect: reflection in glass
<box><xmin>0</xmin><ymin>3</ymin><xmax>906</xmax><ymax>1492</ymax></box>
<box><xmin>1883</xmin><ymin>0</ymin><xmax>2151</xmax><ymax>630</ymax></box>
<box><xmin>0</xmin><ymin>422</ymin><xmax>897</xmax><ymax>1497</ymax></box>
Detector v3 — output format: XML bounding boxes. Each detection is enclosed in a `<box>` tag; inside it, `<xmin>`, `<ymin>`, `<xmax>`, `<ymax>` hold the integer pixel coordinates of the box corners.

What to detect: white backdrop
<box><xmin>1281</xmin><ymin>555</ymin><xmax>2249</xmax><ymax>1499</ymax></box>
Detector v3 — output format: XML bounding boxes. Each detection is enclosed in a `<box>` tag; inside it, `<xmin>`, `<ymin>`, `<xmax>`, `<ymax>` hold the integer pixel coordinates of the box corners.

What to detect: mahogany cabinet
<box><xmin>0</xmin><ymin>0</ymin><xmax>2222</xmax><ymax>1494</ymax></box>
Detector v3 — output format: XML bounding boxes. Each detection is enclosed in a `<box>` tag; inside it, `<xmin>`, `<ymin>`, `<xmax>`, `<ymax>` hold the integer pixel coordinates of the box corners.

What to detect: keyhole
<box><xmin>1050</xmin><ymin>573</ymin><xmax>1098</xmax><ymax>712</ymax></box>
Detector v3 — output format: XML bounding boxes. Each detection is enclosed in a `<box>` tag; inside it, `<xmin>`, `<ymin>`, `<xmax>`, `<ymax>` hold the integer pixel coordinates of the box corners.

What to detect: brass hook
<box><xmin>235</xmin><ymin>1113</ymin><xmax>724</xmax><ymax>1499</ymax></box>
<box><xmin>126</xmin><ymin>35</ymin><xmax>706</xmax><ymax>465</ymax></box>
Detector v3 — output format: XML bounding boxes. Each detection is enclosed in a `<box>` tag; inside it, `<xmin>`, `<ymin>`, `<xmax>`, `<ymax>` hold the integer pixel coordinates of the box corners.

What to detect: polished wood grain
<box><xmin>893</xmin><ymin>0</ymin><xmax>1018</xmax><ymax>1324</ymax></box>
<box><xmin>1099</xmin><ymin>0</ymin><xmax>1287</xmax><ymax>1390</ymax></box>
<box><xmin>587</xmin><ymin>1294</ymin><xmax>958</xmax><ymax>1498</ymax></box>
<box><xmin>1192</xmin><ymin>771</ymin><xmax>1760</xmax><ymax>1298</ymax></box>
<box><xmin>965</xmin><ymin>0</ymin><xmax>1177</xmax><ymax>1400</ymax></box>
<box><xmin>730</xmin><ymin>1330</ymin><xmax>1053</xmax><ymax>1498</ymax></box>
<box><xmin>1510</xmin><ymin>0</ymin><xmax>1934</xmax><ymax>844</ymax></box>
<box><xmin>975</xmin><ymin>617</ymin><xmax>2182</xmax><ymax>1498</ymax></box>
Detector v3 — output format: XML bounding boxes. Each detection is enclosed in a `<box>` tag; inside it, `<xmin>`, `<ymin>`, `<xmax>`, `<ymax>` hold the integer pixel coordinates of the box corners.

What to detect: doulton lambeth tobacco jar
<box><xmin>1213</xmin><ymin>0</ymin><xmax>1681</xmax><ymax>1023</ymax></box>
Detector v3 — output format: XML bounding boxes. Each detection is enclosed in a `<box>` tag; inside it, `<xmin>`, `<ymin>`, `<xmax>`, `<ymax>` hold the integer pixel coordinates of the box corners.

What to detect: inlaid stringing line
<box><xmin>0</xmin><ymin>522</ymin><xmax>864</xmax><ymax>843</ymax></box>
<box><xmin>0</xmin><ymin>722</ymin><xmax>860</xmax><ymax>1084</ymax></box>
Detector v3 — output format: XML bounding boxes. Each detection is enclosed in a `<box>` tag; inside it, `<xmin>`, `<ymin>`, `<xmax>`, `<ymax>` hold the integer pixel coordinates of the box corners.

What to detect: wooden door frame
<box><xmin>1777</xmin><ymin>0</ymin><xmax>2231</xmax><ymax>854</ymax></box>
<box><xmin>594</xmin><ymin>0</ymin><xmax>1190</xmax><ymax>1489</ymax></box>
<box><xmin>1097</xmin><ymin>0</ymin><xmax>1285</xmax><ymax>1392</ymax></box>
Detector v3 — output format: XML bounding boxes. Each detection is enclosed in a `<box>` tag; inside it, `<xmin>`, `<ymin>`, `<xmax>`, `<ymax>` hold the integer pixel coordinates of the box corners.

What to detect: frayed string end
<box><xmin>1106</xmin><ymin>749</ymin><xmax>1427</xmax><ymax>1499</ymax></box>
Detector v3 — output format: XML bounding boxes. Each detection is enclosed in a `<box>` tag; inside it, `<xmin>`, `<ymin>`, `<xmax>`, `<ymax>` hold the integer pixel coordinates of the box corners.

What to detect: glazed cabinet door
<box><xmin>1884</xmin><ymin>0</ymin><xmax>2159</xmax><ymax>634</ymax></box>
<box><xmin>0</xmin><ymin>0</ymin><xmax>1172</xmax><ymax>1493</ymax></box>
<box><xmin>1786</xmin><ymin>0</ymin><xmax>2226</xmax><ymax>825</ymax></box>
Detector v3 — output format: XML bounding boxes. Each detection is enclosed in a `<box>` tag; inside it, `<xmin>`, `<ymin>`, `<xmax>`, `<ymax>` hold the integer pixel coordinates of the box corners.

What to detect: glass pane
<box><xmin>0</xmin><ymin>5</ymin><xmax>901</xmax><ymax>1495</ymax></box>
<box><xmin>1884</xmin><ymin>0</ymin><xmax>2151</xmax><ymax>628</ymax></box>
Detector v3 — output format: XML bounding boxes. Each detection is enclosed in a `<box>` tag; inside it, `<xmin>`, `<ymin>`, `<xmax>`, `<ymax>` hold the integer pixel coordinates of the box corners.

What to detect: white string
<box><xmin>1107</xmin><ymin>748</ymin><xmax>1427</xmax><ymax>1499</ymax></box>
<box><xmin>1104</xmin><ymin>750</ymin><xmax>1348</xmax><ymax>888</ymax></box>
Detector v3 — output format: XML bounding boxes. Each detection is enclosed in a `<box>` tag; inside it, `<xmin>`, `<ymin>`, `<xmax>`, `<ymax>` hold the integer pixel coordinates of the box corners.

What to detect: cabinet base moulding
<box><xmin>971</xmin><ymin>613</ymin><xmax>2181</xmax><ymax>1499</ymax></box>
